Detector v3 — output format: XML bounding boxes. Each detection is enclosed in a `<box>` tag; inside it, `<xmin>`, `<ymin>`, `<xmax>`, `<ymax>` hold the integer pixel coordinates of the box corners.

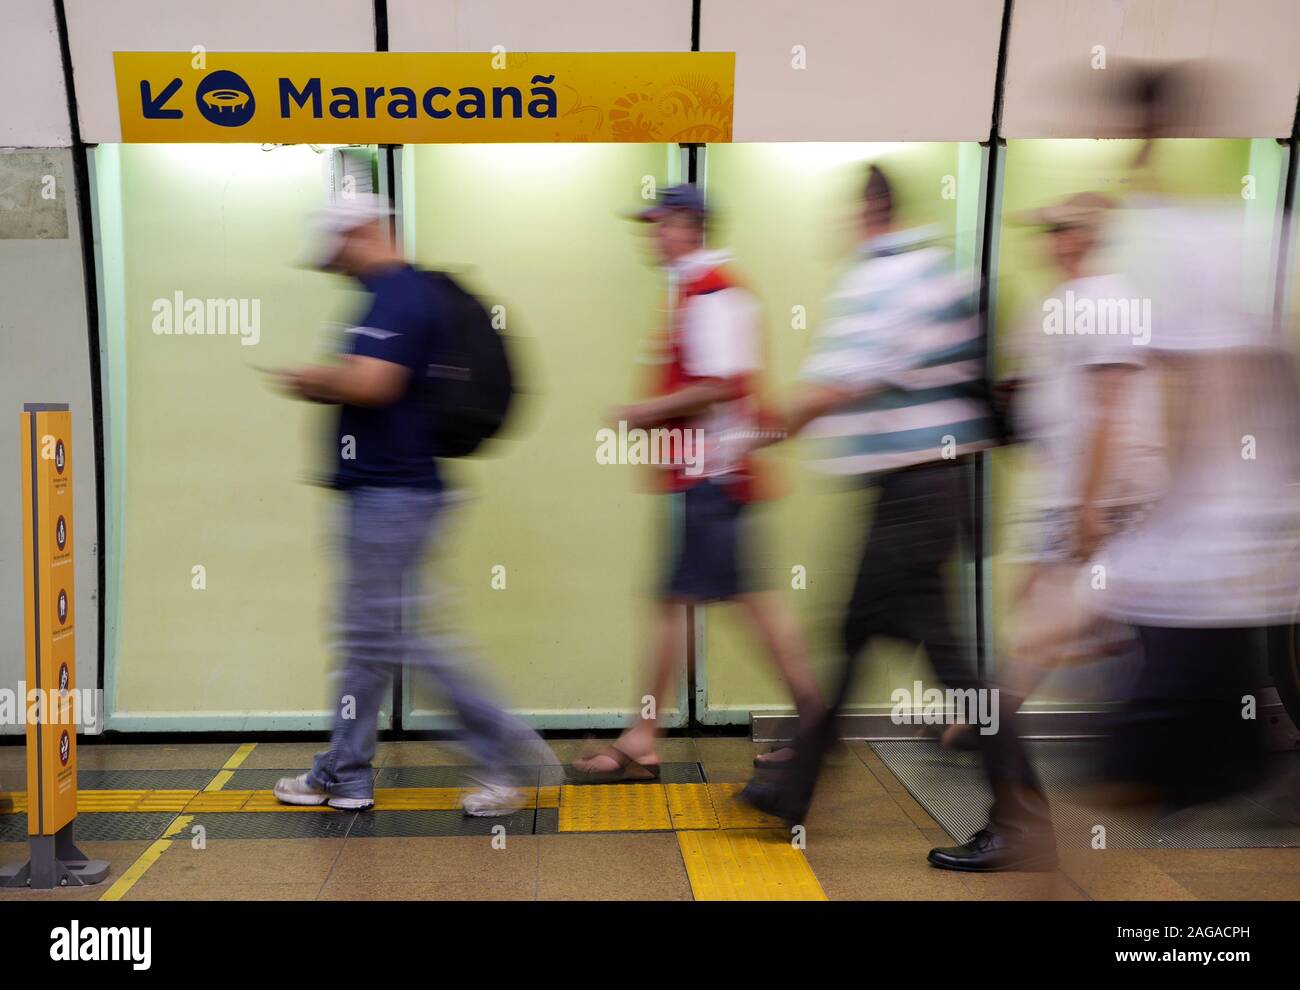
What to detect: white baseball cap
<box><xmin>300</xmin><ymin>193</ymin><xmax>393</xmax><ymax>269</ymax></box>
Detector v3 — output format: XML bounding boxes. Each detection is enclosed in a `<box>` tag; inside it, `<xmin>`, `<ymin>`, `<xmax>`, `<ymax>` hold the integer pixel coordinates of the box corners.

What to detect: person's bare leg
<box><xmin>571</xmin><ymin>601</ymin><xmax>684</xmax><ymax>772</ymax></box>
<box><xmin>737</xmin><ymin>592</ymin><xmax>822</xmax><ymax>722</ymax></box>
<box><xmin>999</xmin><ymin>564</ymin><xmax>1085</xmax><ymax>705</ymax></box>
<box><xmin>736</xmin><ymin>592</ymin><xmax>824</xmax><ymax>763</ymax></box>
<box><xmin>941</xmin><ymin>564</ymin><xmax>1090</xmax><ymax>750</ymax></box>
<box><xmin>939</xmin><ymin>564</ymin><xmax>1041</xmax><ymax>750</ymax></box>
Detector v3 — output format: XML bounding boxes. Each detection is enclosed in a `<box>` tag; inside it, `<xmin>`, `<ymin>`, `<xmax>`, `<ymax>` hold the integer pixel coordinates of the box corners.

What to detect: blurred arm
<box><xmin>784</xmin><ymin>380</ymin><xmax>876</xmax><ymax>437</ymax></box>
<box><xmin>622</xmin><ymin>380</ymin><xmax>736</xmax><ymax>428</ymax></box>
<box><xmin>621</xmin><ymin>286</ymin><xmax>759</xmax><ymax>428</ymax></box>
<box><xmin>1075</xmin><ymin>364</ymin><xmax>1135</xmax><ymax>556</ymax></box>
<box><xmin>281</xmin><ymin>355</ymin><xmax>410</xmax><ymax>407</ymax></box>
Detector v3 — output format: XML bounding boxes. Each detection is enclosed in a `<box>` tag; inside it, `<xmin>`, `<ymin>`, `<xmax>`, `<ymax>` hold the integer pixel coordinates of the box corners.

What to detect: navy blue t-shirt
<box><xmin>333</xmin><ymin>263</ymin><xmax>443</xmax><ymax>490</ymax></box>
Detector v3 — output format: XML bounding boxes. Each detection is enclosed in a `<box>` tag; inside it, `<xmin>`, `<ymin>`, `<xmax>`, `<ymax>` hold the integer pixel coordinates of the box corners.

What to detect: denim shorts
<box><xmin>661</xmin><ymin>479</ymin><xmax>753</xmax><ymax>602</ymax></box>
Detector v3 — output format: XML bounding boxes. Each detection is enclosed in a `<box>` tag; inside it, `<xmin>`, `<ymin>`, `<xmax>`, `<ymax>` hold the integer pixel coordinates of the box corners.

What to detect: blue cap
<box><xmin>630</xmin><ymin>183</ymin><xmax>707</xmax><ymax>221</ymax></box>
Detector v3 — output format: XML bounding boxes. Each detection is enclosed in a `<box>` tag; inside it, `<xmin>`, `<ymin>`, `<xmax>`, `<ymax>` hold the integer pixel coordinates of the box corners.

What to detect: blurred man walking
<box><xmin>272</xmin><ymin>194</ymin><xmax>553</xmax><ymax>816</ymax></box>
<box><xmin>741</xmin><ymin>165</ymin><xmax>1055</xmax><ymax>871</ymax></box>
<box><xmin>571</xmin><ymin>184</ymin><xmax>823</xmax><ymax>782</ymax></box>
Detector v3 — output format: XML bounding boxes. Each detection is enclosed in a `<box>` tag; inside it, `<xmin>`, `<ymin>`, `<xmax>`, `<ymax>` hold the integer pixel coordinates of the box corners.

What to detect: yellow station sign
<box><xmin>113</xmin><ymin>51</ymin><xmax>735</xmax><ymax>143</ymax></box>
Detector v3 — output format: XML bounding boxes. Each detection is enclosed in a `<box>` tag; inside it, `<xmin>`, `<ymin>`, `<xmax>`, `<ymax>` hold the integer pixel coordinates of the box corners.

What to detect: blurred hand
<box><xmin>277</xmin><ymin>366</ymin><xmax>335</xmax><ymax>403</ymax></box>
<box><xmin>991</xmin><ymin>378</ymin><xmax>1022</xmax><ymax>418</ymax></box>
<box><xmin>612</xmin><ymin>403</ymin><xmax>652</xmax><ymax>430</ymax></box>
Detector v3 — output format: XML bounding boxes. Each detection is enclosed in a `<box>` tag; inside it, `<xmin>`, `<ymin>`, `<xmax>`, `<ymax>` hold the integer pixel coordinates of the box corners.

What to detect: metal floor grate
<box><xmin>345</xmin><ymin>808</ymin><xmax>537</xmax><ymax>838</ymax></box>
<box><xmin>870</xmin><ymin>740</ymin><xmax>1300</xmax><ymax>850</ymax></box>
<box><xmin>78</xmin><ymin>769</ymin><xmax>216</xmax><ymax>790</ymax></box>
<box><xmin>188</xmin><ymin>811</ymin><xmax>357</xmax><ymax>841</ymax></box>
<box><xmin>0</xmin><ymin>812</ymin><xmax>181</xmax><ymax>843</ymax></box>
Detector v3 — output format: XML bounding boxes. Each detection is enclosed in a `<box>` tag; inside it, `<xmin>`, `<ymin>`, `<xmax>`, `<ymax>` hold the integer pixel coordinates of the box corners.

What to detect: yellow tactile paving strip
<box><xmin>1</xmin><ymin>794</ymin><xmax>27</xmax><ymax>815</ymax></box>
<box><xmin>665</xmin><ymin>783</ymin><xmax>719</xmax><ymax>830</ymax></box>
<box><xmin>677</xmin><ymin>829</ymin><xmax>827</xmax><ymax>901</ymax></box>
<box><xmin>557</xmin><ymin>783</ymin><xmax>787</xmax><ymax>833</ymax></box>
<box><xmin>75</xmin><ymin>789</ymin><xmax>197</xmax><ymax>813</ymax></box>
<box><xmin>554</xmin><ymin>783</ymin><xmax>825</xmax><ymax>901</ymax></box>
<box><xmin>0</xmin><ymin>785</ymin><xmax>562</xmax><ymax>815</ymax></box>
<box><xmin>558</xmin><ymin>784</ymin><xmax>673</xmax><ymax>832</ymax></box>
<box><xmin>1</xmin><ymin>781</ymin><xmax>782</xmax><ymax>827</ymax></box>
<box><xmin>706</xmin><ymin>783</ymin><xmax>789</xmax><ymax>829</ymax></box>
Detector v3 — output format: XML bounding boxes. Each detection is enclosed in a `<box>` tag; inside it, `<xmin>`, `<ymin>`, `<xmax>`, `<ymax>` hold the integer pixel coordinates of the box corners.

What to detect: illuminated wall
<box><xmin>99</xmin><ymin>143</ymin><xmax>362</xmax><ymax>729</ymax></box>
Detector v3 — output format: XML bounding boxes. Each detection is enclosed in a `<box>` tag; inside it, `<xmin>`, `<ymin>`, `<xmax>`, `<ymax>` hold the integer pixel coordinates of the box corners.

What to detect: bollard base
<box><xmin>0</xmin><ymin>823</ymin><xmax>109</xmax><ymax>889</ymax></box>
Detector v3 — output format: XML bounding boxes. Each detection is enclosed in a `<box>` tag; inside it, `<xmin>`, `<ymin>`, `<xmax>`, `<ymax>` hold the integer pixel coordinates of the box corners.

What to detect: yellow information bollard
<box><xmin>0</xmin><ymin>404</ymin><xmax>107</xmax><ymax>888</ymax></box>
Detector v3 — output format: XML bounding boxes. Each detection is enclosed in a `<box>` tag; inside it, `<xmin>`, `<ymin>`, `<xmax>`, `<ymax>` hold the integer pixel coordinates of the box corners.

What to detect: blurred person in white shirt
<box><xmin>1088</xmin><ymin>66</ymin><xmax>1300</xmax><ymax>807</ymax></box>
<box><xmin>989</xmin><ymin>192</ymin><xmax>1167</xmax><ymax>717</ymax></box>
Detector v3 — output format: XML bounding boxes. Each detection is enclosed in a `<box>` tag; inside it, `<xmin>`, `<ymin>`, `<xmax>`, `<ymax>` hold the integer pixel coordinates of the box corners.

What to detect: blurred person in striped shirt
<box><xmin>741</xmin><ymin>164</ymin><xmax>1055</xmax><ymax>872</ymax></box>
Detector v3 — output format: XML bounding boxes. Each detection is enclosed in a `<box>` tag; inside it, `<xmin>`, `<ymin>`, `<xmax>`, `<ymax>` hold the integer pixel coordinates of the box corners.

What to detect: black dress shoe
<box><xmin>737</xmin><ymin>777</ymin><xmax>807</xmax><ymax>827</ymax></box>
<box><xmin>927</xmin><ymin>827</ymin><xmax>1057</xmax><ymax>873</ymax></box>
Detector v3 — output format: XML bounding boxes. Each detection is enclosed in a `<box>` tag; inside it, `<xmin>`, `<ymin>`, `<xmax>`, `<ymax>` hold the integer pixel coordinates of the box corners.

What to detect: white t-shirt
<box><xmin>1015</xmin><ymin>273</ymin><xmax>1166</xmax><ymax>510</ymax></box>
<box><xmin>670</xmin><ymin>249</ymin><xmax>762</xmax><ymax>480</ymax></box>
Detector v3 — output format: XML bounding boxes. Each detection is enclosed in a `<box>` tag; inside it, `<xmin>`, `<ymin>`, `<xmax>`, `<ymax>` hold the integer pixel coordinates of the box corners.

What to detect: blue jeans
<box><xmin>308</xmin><ymin>486</ymin><xmax>551</xmax><ymax>800</ymax></box>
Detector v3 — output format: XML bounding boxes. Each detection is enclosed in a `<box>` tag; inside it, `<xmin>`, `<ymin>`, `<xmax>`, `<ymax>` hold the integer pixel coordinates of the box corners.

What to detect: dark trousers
<box><xmin>778</xmin><ymin>461</ymin><xmax>1049</xmax><ymax>835</ymax></box>
<box><xmin>1102</xmin><ymin>625</ymin><xmax>1267</xmax><ymax>806</ymax></box>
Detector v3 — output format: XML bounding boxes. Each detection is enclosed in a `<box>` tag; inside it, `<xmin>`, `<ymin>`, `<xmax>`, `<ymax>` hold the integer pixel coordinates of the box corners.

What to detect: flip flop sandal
<box><xmin>568</xmin><ymin>744</ymin><xmax>662</xmax><ymax>784</ymax></box>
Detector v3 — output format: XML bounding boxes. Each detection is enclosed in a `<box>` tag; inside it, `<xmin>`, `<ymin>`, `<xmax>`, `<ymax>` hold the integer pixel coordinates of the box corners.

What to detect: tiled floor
<box><xmin>0</xmin><ymin>737</ymin><xmax>1297</xmax><ymax>901</ymax></box>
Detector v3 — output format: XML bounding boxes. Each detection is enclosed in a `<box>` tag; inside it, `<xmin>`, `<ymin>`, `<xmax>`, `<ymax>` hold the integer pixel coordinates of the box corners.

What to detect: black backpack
<box><xmin>420</xmin><ymin>271</ymin><xmax>516</xmax><ymax>457</ymax></box>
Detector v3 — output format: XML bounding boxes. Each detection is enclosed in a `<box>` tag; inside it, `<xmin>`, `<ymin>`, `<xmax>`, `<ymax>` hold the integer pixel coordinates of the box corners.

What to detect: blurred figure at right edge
<box><xmin>1086</xmin><ymin>65</ymin><xmax>1300</xmax><ymax>808</ymax></box>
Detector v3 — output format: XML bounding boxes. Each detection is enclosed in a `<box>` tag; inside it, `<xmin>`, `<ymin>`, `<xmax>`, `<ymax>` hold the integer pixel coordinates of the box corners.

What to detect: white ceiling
<box><xmin>1002</xmin><ymin>0</ymin><xmax>1300</xmax><ymax>138</ymax></box>
<box><xmin>1</xmin><ymin>0</ymin><xmax>1293</xmax><ymax>147</ymax></box>
<box><xmin>1</xmin><ymin>0</ymin><xmax>72</xmax><ymax>146</ymax></box>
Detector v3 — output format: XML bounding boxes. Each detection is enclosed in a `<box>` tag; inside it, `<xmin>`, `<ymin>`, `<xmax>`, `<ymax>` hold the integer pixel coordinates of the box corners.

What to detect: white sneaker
<box><xmin>273</xmin><ymin>773</ymin><xmax>373</xmax><ymax>811</ymax></box>
<box><xmin>461</xmin><ymin>781</ymin><xmax>525</xmax><ymax>817</ymax></box>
